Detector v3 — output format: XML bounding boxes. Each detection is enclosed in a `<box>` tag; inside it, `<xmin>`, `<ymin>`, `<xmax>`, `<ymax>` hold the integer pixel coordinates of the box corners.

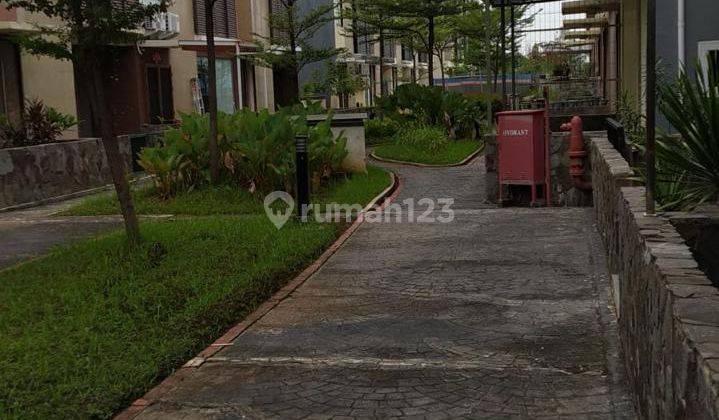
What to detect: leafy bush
<box><xmin>616</xmin><ymin>91</ymin><xmax>645</xmax><ymax>146</ymax></box>
<box><xmin>139</xmin><ymin>109</ymin><xmax>347</xmax><ymax>197</ymax></box>
<box><xmin>365</xmin><ymin>118</ymin><xmax>401</xmax><ymax>145</ymax></box>
<box><xmin>653</xmin><ymin>60</ymin><xmax>719</xmax><ymax>209</ymax></box>
<box><xmin>394</xmin><ymin>84</ymin><xmax>445</xmax><ymax>125</ymax></box>
<box><xmin>395</xmin><ymin>125</ymin><xmax>448</xmax><ymax>152</ymax></box>
<box><xmin>0</xmin><ymin>99</ymin><xmax>77</xmax><ymax>148</ymax></box>
<box><xmin>378</xmin><ymin>84</ymin><xmax>485</xmax><ymax>139</ymax></box>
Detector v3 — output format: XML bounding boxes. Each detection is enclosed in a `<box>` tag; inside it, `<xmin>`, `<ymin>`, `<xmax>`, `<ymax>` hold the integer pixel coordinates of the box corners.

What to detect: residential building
<box><xmin>275</xmin><ymin>0</ymin><xmax>446</xmax><ymax>110</ymax></box>
<box><xmin>0</xmin><ymin>0</ymin><xmax>274</xmax><ymax>140</ymax></box>
<box><xmin>619</xmin><ymin>0</ymin><xmax>719</xmax><ymax>111</ymax></box>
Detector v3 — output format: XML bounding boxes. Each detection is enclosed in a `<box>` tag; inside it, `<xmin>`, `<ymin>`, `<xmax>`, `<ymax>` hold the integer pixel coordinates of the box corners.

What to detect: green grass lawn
<box><xmin>63</xmin><ymin>165</ymin><xmax>391</xmax><ymax>216</ymax></box>
<box><xmin>0</xmin><ymin>166</ymin><xmax>392</xmax><ymax>418</ymax></box>
<box><xmin>374</xmin><ymin>140</ymin><xmax>482</xmax><ymax>165</ymax></box>
<box><xmin>0</xmin><ymin>217</ymin><xmax>338</xmax><ymax>418</ymax></box>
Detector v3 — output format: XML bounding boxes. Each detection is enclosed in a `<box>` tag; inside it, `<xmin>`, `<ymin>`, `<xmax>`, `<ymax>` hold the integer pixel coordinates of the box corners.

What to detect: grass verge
<box><xmin>63</xmin><ymin>165</ymin><xmax>392</xmax><ymax>216</ymax></box>
<box><xmin>374</xmin><ymin>140</ymin><xmax>482</xmax><ymax>165</ymax></box>
<box><xmin>0</xmin><ymin>165</ymin><xmax>393</xmax><ymax>418</ymax></box>
<box><xmin>0</xmin><ymin>217</ymin><xmax>339</xmax><ymax>418</ymax></box>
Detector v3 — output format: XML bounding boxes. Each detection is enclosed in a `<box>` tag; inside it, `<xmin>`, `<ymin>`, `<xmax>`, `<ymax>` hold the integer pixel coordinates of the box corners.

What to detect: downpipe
<box><xmin>560</xmin><ymin>116</ymin><xmax>592</xmax><ymax>191</ymax></box>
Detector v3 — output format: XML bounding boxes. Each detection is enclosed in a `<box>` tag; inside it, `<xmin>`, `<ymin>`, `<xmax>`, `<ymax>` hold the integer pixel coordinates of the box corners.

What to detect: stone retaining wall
<box><xmin>0</xmin><ymin>138</ymin><xmax>131</xmax><ymax>209</ymax></box>
<box><xmin>589</xmin><ymin>132</ymin><xmax>719</xmax><ymax>419</ymax></box>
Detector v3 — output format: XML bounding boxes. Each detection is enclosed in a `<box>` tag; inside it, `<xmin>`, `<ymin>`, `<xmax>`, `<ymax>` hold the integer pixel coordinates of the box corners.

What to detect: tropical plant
<box><xmin>139</xmin><ymin>109</ymin><xmax>347</xmax><ymax>198</ymax></box>
<box><xmin>654</xmin><ymin>60</ymin><xmax>719</xmax><ymax>209</ymax></box>
<box><xmin>23</xmin><ymin>99</ymin><xmax>78</xmax><ymax>145</ymax></box>
<box><xmin>137</xmin><ymin>147</ymin><xmax>189</xmax><ymax>199</ymax></box>
<box><xmin>0</xmin><ymin>99</ymin><xmax>77</xmax><ymax>147</ymax></box>
<box><xmin>379</xmin><ymin>84</ymin><xmax>483</xmax><ymax>138</ymax></box>
<box><xmin>304</xmin><ymin>62</ymin><xmax>366</xmax><ymax>109</ymax></box>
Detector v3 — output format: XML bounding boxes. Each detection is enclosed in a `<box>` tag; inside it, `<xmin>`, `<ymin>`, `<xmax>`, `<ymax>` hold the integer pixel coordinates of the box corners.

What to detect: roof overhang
<box><xmin>564</xmin><ymin>29</ymin><xmax>602</xmax><ymax>39</ymax></box>
<box><xmin>489</xmin><ymin>0</ymin><xmax>557</xmax><ymax>5</ymax></box>
<box><xmin>178</xmin><ymin>39</ymin><xmax>259</xmax><ymax>53</ymax></box>
<box><xmin>563</xmin><ymin>15</ymin><xmax>609</xmax><ymax>30</ymax></box>
<box><xmin>562</xmin><ymin>0</ymin><xmax>620</xmax><ymax>15</ymax></box>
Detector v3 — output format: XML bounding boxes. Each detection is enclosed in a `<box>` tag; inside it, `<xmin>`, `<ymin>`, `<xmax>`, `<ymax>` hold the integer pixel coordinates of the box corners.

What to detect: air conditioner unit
<box><xmin>162</xmin><ymin>12</ymin><xmax>180</xmax><ymax>38</ymax></box>
<box><xmin>144</xmin><ymin>12</ymin><xmax>180</xmax><ymax>39</ymax></box>
<box><xmin>143</xmin><ymin>14</ymin><xmax>164</xmax><ymax>34</ymax></box>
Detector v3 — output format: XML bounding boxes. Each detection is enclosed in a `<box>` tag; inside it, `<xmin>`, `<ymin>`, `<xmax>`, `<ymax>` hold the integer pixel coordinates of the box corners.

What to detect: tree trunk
<box><xmin>378</xmin><ymin>30</ymin><xmax>385</xmax><ymax>96</ymax></box>
<box><xmin>287</xmin><ymin>63</ymin><xmax>300</xmax><ymax>105</ymax></box>
<box><xmin>439</xmin><ymin>54</ymin><xmax>446</xmax><ymax>90</ymax></box>
<box><xmin>427</xmin><ymin>15</ymin><xmax>435</xmax><ymax>86</ymax></box>
<box><xmin>82</xmin><ymin>50</ymin><xmax>141</xmax><ymax>244</ymax></box>
<box><xmin>205</xmin><ymin>0</ymin><xmax>221</xmax><ymax>184</ymax></box>
<box><xmin>412</xmin><ymin>52</ymin><xmax>417</xmax><ymax>84</ymax></box>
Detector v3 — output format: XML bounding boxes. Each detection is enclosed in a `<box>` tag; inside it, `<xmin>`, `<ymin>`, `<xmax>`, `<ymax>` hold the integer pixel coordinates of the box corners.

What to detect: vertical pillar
<box><xmin>295</xmin><ymin>134</ymin><xmax>310</xmax><ymax>219</ymax></box>
<box><xmin>645</xmin><ymin>0</ymin><xmax>656</xmax><ymax>215</ymax></box>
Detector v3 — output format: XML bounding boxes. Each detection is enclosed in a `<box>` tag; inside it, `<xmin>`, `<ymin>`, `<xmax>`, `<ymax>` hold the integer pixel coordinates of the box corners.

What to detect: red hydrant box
<box><xmin>496</xmin><ymin>109</ymin><xmax>546</xmax><ymax>185</ymax></box>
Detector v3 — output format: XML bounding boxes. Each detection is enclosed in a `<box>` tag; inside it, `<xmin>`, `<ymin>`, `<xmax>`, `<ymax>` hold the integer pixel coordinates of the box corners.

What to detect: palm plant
<box><xmin>656</xmin><ymin>59</ymin><xmax>719</xmax><ymax>209</ymax></box>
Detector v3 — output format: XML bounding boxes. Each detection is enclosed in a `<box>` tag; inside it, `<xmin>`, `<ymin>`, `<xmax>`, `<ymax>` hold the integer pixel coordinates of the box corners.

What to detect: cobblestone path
<box><xmin>138</xmin><ymin>157</ymin><xmax>635</xmax><ymax>419</ymax></box>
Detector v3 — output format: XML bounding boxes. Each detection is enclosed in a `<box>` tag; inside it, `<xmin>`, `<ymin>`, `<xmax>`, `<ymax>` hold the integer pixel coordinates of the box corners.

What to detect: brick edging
<box><xmin>369</xmin><ymin>146</ymin><xmax>483</xmax><ymax>168</ymax></box>
<box><xmin>114</xmin><ymin>171</ymin><xmax>402</xmax><ymax>420</ymax></box>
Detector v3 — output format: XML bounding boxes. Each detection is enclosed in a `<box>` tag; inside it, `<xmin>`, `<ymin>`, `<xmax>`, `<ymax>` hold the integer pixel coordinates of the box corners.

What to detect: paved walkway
<box><xmin>0</xmin><ymin>198</ymin><xmax>121</xmax><ymax>270</ymax></box>
<box><xmin>137</xmin><ymin>157</ymin><xmax>635</xmax><ymax>419</ymax></box>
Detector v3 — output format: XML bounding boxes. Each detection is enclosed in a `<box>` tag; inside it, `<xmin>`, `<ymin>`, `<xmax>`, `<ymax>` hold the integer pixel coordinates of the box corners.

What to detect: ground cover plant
<box><xmin>373</xmin><ymin>125</ymin><xmax>482</xmax><ymax>165</ymax></box>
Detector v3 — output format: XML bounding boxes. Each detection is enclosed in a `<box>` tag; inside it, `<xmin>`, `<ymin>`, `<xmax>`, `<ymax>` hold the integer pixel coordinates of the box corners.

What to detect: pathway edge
<box><xmin>369</xmin><ymin>146</ymin><xmax>483</xmax><ymax>168</ymax></box>
<box><xmin>114</xmin><ymin>170</ymin><xmax>402</xmax><ymax>420</ymax></box>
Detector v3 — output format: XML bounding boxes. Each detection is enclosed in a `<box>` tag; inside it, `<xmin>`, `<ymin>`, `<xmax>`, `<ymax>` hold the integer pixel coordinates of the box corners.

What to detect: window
<box><xmin>197</xmin><ymin>57</ymin><xmax>236</xmax><ymax>114</ymax></box>
<box><xmin>698</xmin><ymin>40</ymin><xmax>719</xmax><ymax>81</ymax></box>
<box><xmin>193</xmin><ymin>0</ymin><xmax>236</xmax><ymax>38</ymax></box>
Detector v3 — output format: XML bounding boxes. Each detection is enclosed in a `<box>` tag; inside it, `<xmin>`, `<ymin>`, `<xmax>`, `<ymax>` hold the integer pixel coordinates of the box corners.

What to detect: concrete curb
<box><xmin>114</xmin><ymin>171</ymin><xmax>402</xmax><ymax>420</ymax></box>
<box><xmin>369</xmin><ymin>145</ymin><xmax>483</xmax><ymax>168</ymax></box>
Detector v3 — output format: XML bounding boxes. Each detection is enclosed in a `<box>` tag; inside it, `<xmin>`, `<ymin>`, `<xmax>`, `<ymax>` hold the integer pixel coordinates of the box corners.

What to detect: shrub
<box><xmin>378</xmin><ymin>84</ymin><xmax>485</xmax><ymax>139</ymax></box>
<box><xmin>365</xmin><ymin>118</ymin><xmax>401</xmax><ymax>145</ymax></box>
<box><xmin>653</xmin><ymin>60</ymin><xmax>719</xmax><ymax>209</ymax></box>
<box><xmin>139</xmin><ymin>109</ymin><xmax>347</xmax><ymax>197</ymax></box>
<box><xmin>0</xmin><ymin>99</ymin><xmax>77</xmax><ymax>148</ymax></box>
<box><xmin>395</xmin><ymin>125</ymin><xmax>448</xmax><ymax>152</ymax></box>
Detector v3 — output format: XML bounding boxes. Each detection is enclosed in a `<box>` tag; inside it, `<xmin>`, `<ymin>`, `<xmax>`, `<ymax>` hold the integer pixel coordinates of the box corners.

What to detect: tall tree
<box><xmin>254</xmin><ymin>0</ymin><xmax>344</xmax><ymax>105</ymax></box>
<box><xmin>7</xmin><ymin>0</ymin><xmax>169</xmax><ymax>244</ymax></box>
<box><xmin>453</xmin><ymin>2</ymin><xmax>533</xmax><ymax>92</ymax></box>
<box><xmin>385</xmin><ymin>0</ymin><xmax>473</xmax><ymax>86</ymax></box>
<box><xmin>340</xmin><ymin>0</ymin><xmax>408</xmax><ymax>96</ymax></box>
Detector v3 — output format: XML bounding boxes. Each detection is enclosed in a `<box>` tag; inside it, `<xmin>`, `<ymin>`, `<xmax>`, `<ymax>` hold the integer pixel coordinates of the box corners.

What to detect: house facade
<box><xmin>0</xmin><ymin>0</ymin><xmax>275</xmax><ymax>139</ymax></box>
<box><xmin>278</xmin><ymin>0</ymin><xmax>446</xmax><ymax>110</ymax></box>
<box><xmin>620</xmin><ymin>0</ymin><xmax>719</xmax><ymax>110</ymax></box>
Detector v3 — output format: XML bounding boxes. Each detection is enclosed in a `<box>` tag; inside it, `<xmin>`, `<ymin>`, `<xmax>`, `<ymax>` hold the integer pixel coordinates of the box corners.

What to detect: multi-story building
<box><xmin>620</xmin><ymin>0</ymin><xmax>719</xmax><ymax>108</ymax></box>
<box><xmin>286</xmin><ymin>0</ymin><xmax>445</xmax><ymax>110</ymax></box>
<box><xmin>0</xmin><ymin>0</ymin><xmax>274</xmax><ymax>139</ymax></box>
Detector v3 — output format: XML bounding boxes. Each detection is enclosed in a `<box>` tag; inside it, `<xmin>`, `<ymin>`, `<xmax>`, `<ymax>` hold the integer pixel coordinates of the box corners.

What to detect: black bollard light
<box><xmin>295</xmin><ymin>134</ymin><xmax>310</xmax><ymax>220</ymax></box>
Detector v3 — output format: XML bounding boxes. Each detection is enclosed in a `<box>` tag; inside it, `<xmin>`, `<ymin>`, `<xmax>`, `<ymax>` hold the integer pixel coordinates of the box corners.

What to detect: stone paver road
<box><xmin>0</xmin><ymin>198</ymin><xmax>121</xmax><ymax>270</ymax></box>
<box><xmin>138</xmin><ymin>157</ymin><xmax>635</xmax><ymax>419</ymax></box>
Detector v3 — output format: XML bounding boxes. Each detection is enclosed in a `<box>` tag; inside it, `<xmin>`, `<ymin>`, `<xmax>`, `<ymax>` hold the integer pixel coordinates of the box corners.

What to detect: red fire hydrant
<box><xmin>560</xmin><ymin>116</ymin><xmax>591</xmax><ymax>190</ymax></box>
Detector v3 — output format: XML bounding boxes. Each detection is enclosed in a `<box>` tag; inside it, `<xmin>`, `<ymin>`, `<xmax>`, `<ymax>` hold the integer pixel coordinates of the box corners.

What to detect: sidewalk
<box><xmin>132</xmin><ymin>158</ymin><xmax>635</xmax><ymax>419</ymax></box>
<box><xmin>0</xmin><ymin>197</ymin><xmax>121</xmax><ymax>270</ymax></box>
